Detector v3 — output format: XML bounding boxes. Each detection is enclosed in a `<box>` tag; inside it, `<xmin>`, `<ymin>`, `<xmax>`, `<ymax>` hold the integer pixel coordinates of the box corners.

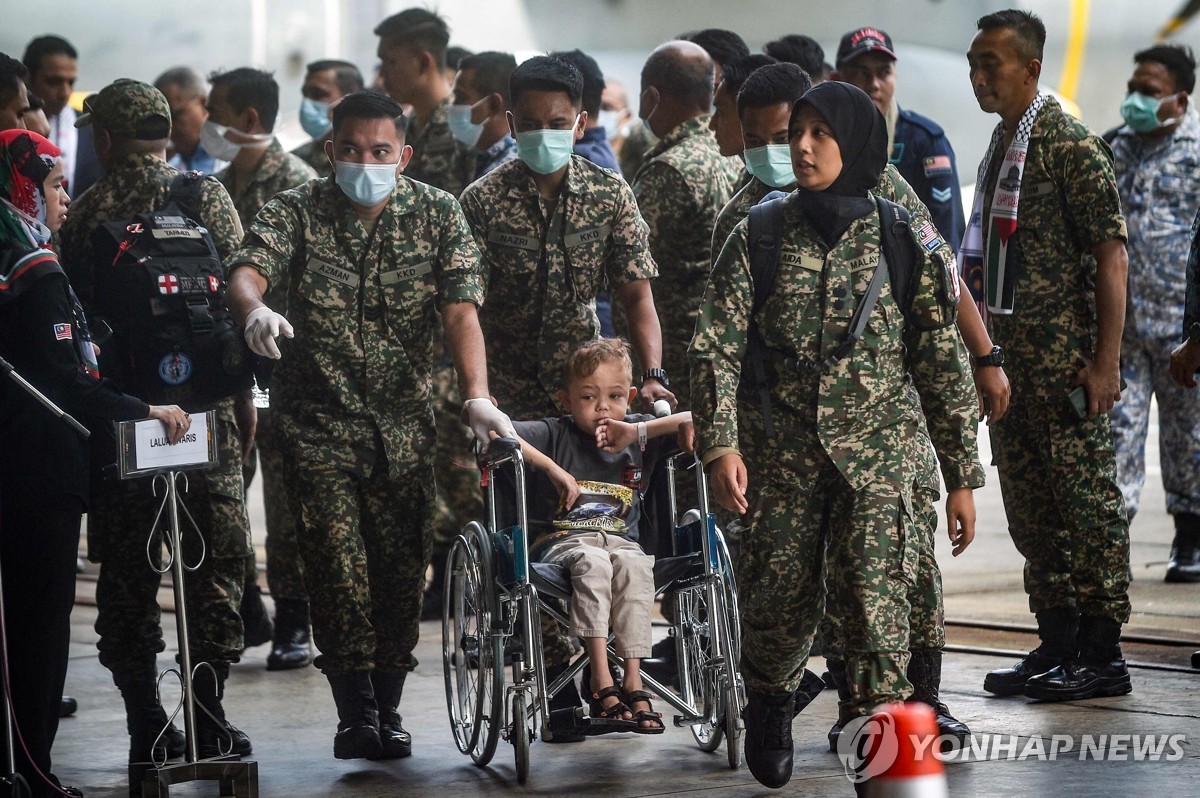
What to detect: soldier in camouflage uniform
<box><xmin>208</xmin><ymin>67</ymin><xmax>320</xmax><ymax>670</ymax></box>
<box><xmin>226</xmin><ymin>91</ymin><xmax>513</xmax><ymax>762</ymax></box>
<box><xmin>965</xmin><ymin>11</ymin><xmax>1133</xmax><ymax>703</ymax></box>
<box><xmin>689</xmin><ymin>82</ymin><xmax>981</xmax><ymax>788</ymax></box>
<box><xmin>631</xmin><ymin>40</ymin><xmax>742</xmax><ymax>412</ymax></box>
<box><xmin>375</xmin><ymin>8</ymin><xmax>480</xmax><ymax>622</ymax></box>
<box><xmin>1109</xmin><ymin>45</ymin><xmax>1200</xmax><ymax>583</ymax></box>
<box><xmin>58</xmin><ymin>79</ymin><xmax>254</xmax><ymax>773</ymax></box>
<box><xmin>459</xmin><ymin>56</ymin><xmax>671</xmax><ymax>740</ymax></box>
<box><xmin>293</xmin><ymin>59</ymin><xmax>364</xmax><ymax>179</ymax></box>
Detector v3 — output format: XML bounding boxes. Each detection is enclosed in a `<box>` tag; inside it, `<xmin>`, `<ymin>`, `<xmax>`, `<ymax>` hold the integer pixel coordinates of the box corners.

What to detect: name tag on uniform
<box><xmin>1022</xmin><ymin>181</ymin><xmax>1055</xmax><ymax>199</ymax></box>
<box><xmin>845</xmin><ymin>253</ymin><xmax>879</xmax><ymax>272</ymax></box>
<box><xmin>306</xmin><ymin>257</ymin><xmax>359</xmax><ymax>287</ymax></box>
<box><xmin>380</xmin><ymin>261</ymin><xmax>433</xmax><ymax>285</ymax></box>
<box><xmin>781</xmin><ymin>252</ymin><xmax>823</xmax><ymax>272</ymax></box>
<box><xmin>563</xmin><ymin>224</ymin><xmax>611</xmax><ymax>248</ymax></box>
<box><xmin>487</xmin><ymin>230</ymin><xmax>539</xmax><ymax>251</ymax></box>
<box><xmin>151</xmin><ymin>214</ymin><xmax>202</xmax><ymax>240</ymax></box>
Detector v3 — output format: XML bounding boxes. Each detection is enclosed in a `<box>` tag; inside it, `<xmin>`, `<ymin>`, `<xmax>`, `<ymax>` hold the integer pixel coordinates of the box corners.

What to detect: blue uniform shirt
<box><xmin>574</xmin><ymin>126</ymin><xmax>621</xmax><ymax>173</ymax></box>
<box><xmin>891</xmin><ymin>106</ymin><xmax>965</xmax><ymax>253</ymax></box>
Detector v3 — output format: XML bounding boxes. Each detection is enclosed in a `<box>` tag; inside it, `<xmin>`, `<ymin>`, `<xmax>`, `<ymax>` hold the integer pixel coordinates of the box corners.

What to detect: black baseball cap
<box><xmin>836</xmin><ymin>27</ymin><xmax>897</xmax><ymax>66</ymax></box>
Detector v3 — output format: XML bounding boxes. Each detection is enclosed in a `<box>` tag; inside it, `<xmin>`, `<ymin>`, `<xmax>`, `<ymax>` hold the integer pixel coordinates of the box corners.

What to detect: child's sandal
<box><xmin>622</xmin><ymin>689</ymin><xmax>666</xmax><ymax>734</ymax></box>
<box><xmin>588</xmin><ymin>686</ymin><xmax>636</xmax><ymax>729</ymax></box>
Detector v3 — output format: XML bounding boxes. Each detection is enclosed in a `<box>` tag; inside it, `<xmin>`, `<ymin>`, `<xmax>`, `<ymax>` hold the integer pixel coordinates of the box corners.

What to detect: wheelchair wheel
<box><xmin>714</xmin><ymin>529</ymin><xmax>745</xmax><ymax>769</ymax></box>
<box><xmin>442</xmin><ymin>528</ymin><xmax>503</xmax><ymax>765</ymax></box>
<box><xmin>676</xmin><ymin>584</ymin><xmax>724</xmax><ymax>752</ymax></box>
<box><xmin>511</xmin><ymin>690</ymin><xmax>530</xmax><ymax>785</ymax></box>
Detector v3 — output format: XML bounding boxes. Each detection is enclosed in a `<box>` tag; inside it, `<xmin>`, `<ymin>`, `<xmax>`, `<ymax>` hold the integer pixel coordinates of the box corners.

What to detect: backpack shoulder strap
<box><xmin>875</xmin><ymin>195</ymin><xmax>919</xmax><ymax>324</ymax></box>
<box><xmin>745</xmin><ymin>192</ymin><xmax>787</xmax><ymax>438</ymax></box>
<box><xmin>748</xmin><ymin>194</ymin><xmax>787</xmax><ymax>315</ymax></box>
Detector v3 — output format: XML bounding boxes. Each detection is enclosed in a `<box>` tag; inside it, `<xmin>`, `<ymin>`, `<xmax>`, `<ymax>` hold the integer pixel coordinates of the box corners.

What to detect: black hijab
<box><xmin>790</xmin><ymin>81</ymin><xmax>888</xmax><ymax>247</ymax></box>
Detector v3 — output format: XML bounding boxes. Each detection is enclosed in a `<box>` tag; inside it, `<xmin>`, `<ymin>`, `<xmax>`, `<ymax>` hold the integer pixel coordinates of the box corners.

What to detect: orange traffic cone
<box><xmin>861</xmin><ymin>701</ymin><xmax>949</xmax><ymax>797</ymax></box>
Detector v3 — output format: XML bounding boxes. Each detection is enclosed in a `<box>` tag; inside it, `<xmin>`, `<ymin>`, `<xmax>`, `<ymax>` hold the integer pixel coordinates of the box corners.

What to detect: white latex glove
<box><xmin>244</xmin><ymin>305</ymin><xmax>294</xmax><ymax>359</ymax></box>
<box><xmin>462</xmin><ymin>397</ymin><xmax>516</xmax><ymax>445</ymax></box>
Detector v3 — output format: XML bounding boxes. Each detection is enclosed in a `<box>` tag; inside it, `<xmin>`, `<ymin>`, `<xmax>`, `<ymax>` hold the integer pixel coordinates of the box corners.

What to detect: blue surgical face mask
<box><xmin>448</xmin><ymin>103</ymin><xmax>486</xmax><ymax>148</ymax></box>
<box><xmin>744</xmin><ymin>144</ymin><xmax>796</xmax><ymax>189</ymax></box>
<box><xmin>515</xmin><ymin>116</ymin><xmax>579</xmax><ymax>174</ymax></box>
<box><xmin>299</xmin><ymin>98</ymin><xmax>332</xmax><ymax>139</ymax></box>
<box><xmin>1120</xmin><ymin>91</ymin><xmax>1179</xmax><ymax>133</ymax></box>
<box><xmin>334</xmin><ymin>160</ymin><xmax>399</xmax><ymax>205</ymax></box>
<box><xmin>598</xmin><ymin>109</ymin><xmax>622</xmax><ymax>141</ymax></box>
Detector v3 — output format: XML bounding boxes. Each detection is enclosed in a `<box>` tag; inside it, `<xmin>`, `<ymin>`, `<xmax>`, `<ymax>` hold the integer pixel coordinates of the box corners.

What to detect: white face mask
<box><xmin>448</xmin><ymin>103</ymin><xmax>486</xmax><ymax>148</ymax></box>
<box><xmin>200</xmin><ymin>119</ymin><xmax>272</xmax><ymax>161</ymax></box>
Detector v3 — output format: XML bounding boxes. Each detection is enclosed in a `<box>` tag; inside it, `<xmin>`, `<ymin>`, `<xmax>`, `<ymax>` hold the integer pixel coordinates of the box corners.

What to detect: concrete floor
<box><xmin>44</xmin><ymin>408</ymin><xmax>1200</xmax><ymax>797</ymax></box>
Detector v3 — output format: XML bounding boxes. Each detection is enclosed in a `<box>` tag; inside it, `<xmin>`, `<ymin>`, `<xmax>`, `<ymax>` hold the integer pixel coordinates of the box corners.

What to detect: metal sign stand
<box><xmin>116</xmin><ymin>414</ymin><xmax>257</xmax><ymax>798</ymax></box>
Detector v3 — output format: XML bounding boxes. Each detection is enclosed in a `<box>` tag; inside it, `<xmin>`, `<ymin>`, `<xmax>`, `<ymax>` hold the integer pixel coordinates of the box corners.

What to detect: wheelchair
<box><xmin>441</xmin><ymin>437</ymin><xmax>745</xmax><ymax>783</ymax></box>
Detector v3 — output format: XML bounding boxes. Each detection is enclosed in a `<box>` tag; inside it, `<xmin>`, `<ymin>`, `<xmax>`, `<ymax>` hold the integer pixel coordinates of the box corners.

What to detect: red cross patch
<box><xmin>158</xmin><ymin>274</ymin><xmax>180</xmax><ymax>295</ymax></box>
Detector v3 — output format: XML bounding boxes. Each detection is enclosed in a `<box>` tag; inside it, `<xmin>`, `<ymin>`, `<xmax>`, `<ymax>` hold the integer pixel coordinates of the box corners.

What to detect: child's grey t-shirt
<box><xmin>513</xmin><ymin>413</ymin><xmax>670</xmax><ymax>542</ymax></box>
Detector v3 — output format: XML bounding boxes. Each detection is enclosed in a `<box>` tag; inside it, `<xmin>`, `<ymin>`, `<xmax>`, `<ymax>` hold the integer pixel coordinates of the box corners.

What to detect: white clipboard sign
<box><xmin>117</xmin><ymin>410</ymin><xmax>219</xmax><ymax>479</ymax></box>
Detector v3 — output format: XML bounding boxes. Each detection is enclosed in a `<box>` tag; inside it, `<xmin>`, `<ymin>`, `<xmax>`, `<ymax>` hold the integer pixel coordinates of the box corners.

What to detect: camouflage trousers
<box><xmin>431</xmin><ymin>366</ymin><xmax>484</xmax><ymax>572</ymax></box>
<box><xmin>90</xmin><ymin>405</ymin><xmax>251</xmax><ymax>680</ymax></box>
<box><xmin>818</xmin><ymin>485</ymin><xmax>945</xmax><ymax>659</ymax></box>
<box><xmin>1112</xmin><ymin>330</ymin><xmax>1200</xmax><ymax>519</ymax></box>
<box><xmin>288</xmin><ymin>457</ymin><xmax>432</xmax><ymax>675</ymax></box>
<box><xmin>739</xmin><ymin>460</ymin><xmax>915</xmax><ymax>716</ymax></box>
<box><xmin>254</xmin><ymin>408</ymin><xmax>307</xmax><ymax>601</ymax></box>
<box><xmin>992</xmin><ymin>394</ymin><xmax>1131</xmax><ymax>623</ymax></box>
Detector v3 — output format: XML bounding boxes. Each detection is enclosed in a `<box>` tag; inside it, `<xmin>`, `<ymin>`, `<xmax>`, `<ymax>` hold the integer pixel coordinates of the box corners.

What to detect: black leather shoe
<box><xmin>743</xmin><ymin>691</ymin><xmax>795</xmax><ymax>789</ymax></box>
<box><xmin>334</xmin><ymin>725</ymin><xmax>383</xmax><ymax>760</ymax></box>
<box><xmin>60</xmin><ymin>695</ymin><xmax>78</xmax><ymax>717</ymax></box>
<box><xmin>1023</xmin><ymin>659</ymin><xmax>1132</xmax><ymax>701</ymax></box>
<box><xmin>375</xmin><ymin>716</ymin><xmax>412</xmax><ymax>759</ymax></box>
<box><xmin>983</xmin><ymin>651</ymin><xmax>1060</xmax><ymax>696</ymax></box>
<box><xmin>827</xmin><ymin>718</ymin><xmax>844</xmax><ymax>753</ymax></box>
<box><xmin>267</xmin><ymin>599</ymin><xmax>313</xmax><ymax>671</ymax></box>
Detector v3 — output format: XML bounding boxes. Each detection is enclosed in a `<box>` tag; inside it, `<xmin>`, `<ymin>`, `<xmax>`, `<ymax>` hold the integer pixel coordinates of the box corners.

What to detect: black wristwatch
<box><xmin>972</xmin><ymin>345</ymin><xmax>1005</xmax><ymax>368</ymax></box>
<box><xmin>642</xmin><ymin>367</ymin><xmax>670</xmax><ymax>389</ymax></box>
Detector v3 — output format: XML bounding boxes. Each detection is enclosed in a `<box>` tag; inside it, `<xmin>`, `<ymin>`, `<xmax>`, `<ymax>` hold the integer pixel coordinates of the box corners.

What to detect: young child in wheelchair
<box><xmin>507</xmin><ymin>338</ymin><xmax>691</xmax><ymax>734</ymax></box>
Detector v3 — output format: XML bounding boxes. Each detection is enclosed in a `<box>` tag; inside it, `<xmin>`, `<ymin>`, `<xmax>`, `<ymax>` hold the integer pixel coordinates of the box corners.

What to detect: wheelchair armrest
<box><xmin>477</xmin><ymin>436</ymin><xmax>522</xmax><ymax>469</ymax></box>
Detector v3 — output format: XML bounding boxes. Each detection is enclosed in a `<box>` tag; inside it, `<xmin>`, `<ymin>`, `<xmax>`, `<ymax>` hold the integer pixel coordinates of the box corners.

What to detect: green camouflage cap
<box><xmin>75</xmin><ymin>78</ymin><xmax>171</xmax><ymax>140</ymax></box>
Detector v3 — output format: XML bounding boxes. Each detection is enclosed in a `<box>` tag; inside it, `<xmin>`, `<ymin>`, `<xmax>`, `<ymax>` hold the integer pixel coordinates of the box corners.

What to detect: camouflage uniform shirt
<box><xmin>1111</xmin><ymin>108</ymin><xmax>1200</xmax><ymax>340</ymax></box>
<box><xmin>460</xmin><ymin>155</ymin><xmax>656</xmax><ymax>419</ymax></box>
<box><xmin>407</xmin><ymin>96</ymin><xmax>474</xmax><ymax>198</ymax></box>
<box><xmin>632</xmin><ymin>116</ymin><xmax>741</xmax><ymax>403</ymax></box>
<box><xmin>230</xmin><ymin>176</ymin><xmax>485</xmax><ymax>477</ymax></box>
<box><xmin>689</xmin><ymin>191</ymin><xmax>983</xmax><ymax>494</ymax></box>
<box><xmin>292</xmin><ymin>139</ymin><xmax>333</xmax><ymax>178</ymax></box>
<box><xmin>980</xmin><ymin>97</ymin><xmax>1127</xmax><ymax>395</ymax></box>
<box><xmin>218</xmin><ymin>138</ymin><xmax>317</xmax><ymax>310</ymax></box>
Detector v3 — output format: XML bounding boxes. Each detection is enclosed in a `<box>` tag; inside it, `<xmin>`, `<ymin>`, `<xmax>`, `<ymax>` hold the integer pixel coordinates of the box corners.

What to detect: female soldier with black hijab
<box><xmin>689</xmin><ymin>81</ymin><xmax>982</xmax><ymax>788</ymax></box>
<box><xmin>0</xmin><ymin>129</ymin><xmax>188</xmax><ymax>798</ymax></box>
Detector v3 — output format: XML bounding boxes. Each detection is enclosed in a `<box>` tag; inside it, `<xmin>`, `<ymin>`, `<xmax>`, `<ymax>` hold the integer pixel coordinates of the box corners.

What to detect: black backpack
<box><xmin>745</xmin><ymin>192</ymin><xmax>921</xmax><ymax>436</ymax></box>
<box><xmin>89</xmin><ymin>172</ymin><xmax>256</xmax><ymax>406</ymax></box>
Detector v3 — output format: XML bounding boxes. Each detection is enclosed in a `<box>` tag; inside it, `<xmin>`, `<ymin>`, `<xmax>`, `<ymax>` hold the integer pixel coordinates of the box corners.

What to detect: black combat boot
<box><xmin>792</xmin><ymin>668</ymin><xmax>826</xmax><ymax>718</ymax></box>
<box><xmin>192</xmin><ymin>666</ymin><xmax>252</xmax><ymax>759</ymax></box>
<box><xmin>983</xmin><ymin>607</ymin><xmax>1078</xmax><ymax>695</ymax></box>
<box><xmin>239</xmin><ymin>581</ymin><xmax>274</xmax><ymax>650</ymax></box>
<box><xmin>327</xmin><ymin>671</ymin><xmax>382</xmax><ymax>760</ymax></box>
<box><xmin>906</xmin><ymin>649</ymin><xmax>970</xmax><ymax>749</ymax></box>
<box><xmin>1024</xmin><ymin>616</ymin><xmax>1132</xmax><ymax>701</ymax></box>
<box><xmin>743</xmin><ymin>690</ymin><xmax>795</xmax><ymax>788</ymax></box>
<box><xmin>266</xmin><ymin>599</ymin><xmax>313</xmax><ymax>671</ymax></box>
<box><xmin>370</xmin><ymin>669</ymin><xmax>413</xmax><ymax>759</ymax></box>
<box><xmin>1166</xmin><ymin>512</ymin><xmax>1200</xmax><ymax>583</ymax></box>
<box><xmin>825</xmin><ymin>659</ymin><xmax>853</xmax><ymax>752</ymax></box>
<box><xmin>118</xmin><ymin>665</ymin><xmax>186</xmax><ymax>797</ymax></box>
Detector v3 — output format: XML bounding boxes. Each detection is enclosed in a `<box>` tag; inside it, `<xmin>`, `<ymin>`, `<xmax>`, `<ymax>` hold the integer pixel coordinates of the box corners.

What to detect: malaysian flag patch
<box><xmin>54</xmin><ymin>323</ymin><xmax>72</xmax><ymax>340</ymax></box>
<box><xmin>923</xmin><ymin>155</ymin><xmax>952</xmax><ymax>177</ymax></box>
<box><xmin>915</xmin><ymin>220</ymin><xmax>944</xmax><ymax>253</ymax></box>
